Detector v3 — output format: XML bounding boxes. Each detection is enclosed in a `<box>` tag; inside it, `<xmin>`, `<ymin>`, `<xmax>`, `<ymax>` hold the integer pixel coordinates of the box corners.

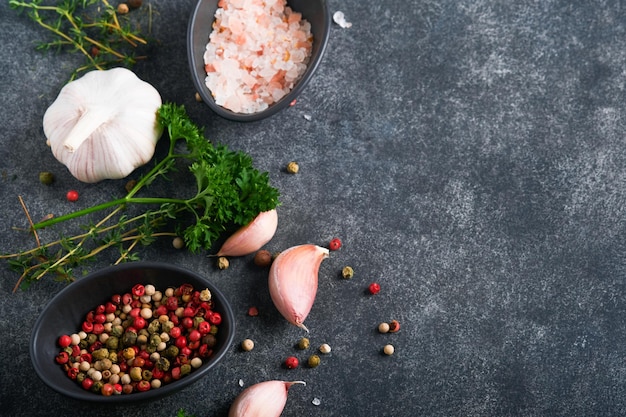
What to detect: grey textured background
<box><xmin>3</xmin><ymin>0</ymin><xmax>626</xmax><ymax>416</ymax></box>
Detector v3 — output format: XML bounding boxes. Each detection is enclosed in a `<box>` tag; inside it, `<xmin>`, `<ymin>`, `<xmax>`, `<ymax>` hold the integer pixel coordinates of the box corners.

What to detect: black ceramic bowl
<box><xmin>187</xmin><ymin>0</ymin><xmax>331</xmax><ymax>122</ymax></box>
<box><xmin>30</xmin><ymin>262</ymin><xmax>235</xmax><ymax>403</ymax></box>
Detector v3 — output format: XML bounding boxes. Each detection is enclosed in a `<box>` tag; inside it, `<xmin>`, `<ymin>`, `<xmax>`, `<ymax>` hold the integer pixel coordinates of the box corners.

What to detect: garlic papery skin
<box><xmin>268</xmin><ymin>244</ymin><xmax>329</xmax><ymax>332</ymax></box>
<box><xmin>43</xmin><ymin>67</ymin><xmax>163</xmax><ymax>183</ymax></box>
<box><xmin>216</xmin><ymin>209</ymin><xmax>278</xmax><ymax>257</ymax></box>
<box><xmin>228</xmin><ymin>380</ymin><xmax>306</xmax><ymax>417</ymax></box>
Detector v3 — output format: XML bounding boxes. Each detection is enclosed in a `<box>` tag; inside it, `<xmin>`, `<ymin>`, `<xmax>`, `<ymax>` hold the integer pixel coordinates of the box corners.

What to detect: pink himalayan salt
<box><xmin>203</xmin><ymin>0</ymin><xmax>313</xmax><ymax>114</ymax></box>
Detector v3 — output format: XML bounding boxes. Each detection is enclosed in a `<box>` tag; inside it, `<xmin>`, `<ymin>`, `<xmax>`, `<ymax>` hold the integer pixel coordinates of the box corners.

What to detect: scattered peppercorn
<box><xmin>286</xmin><ymin>161</ymin><xmax>299</xmax><ymax>174</ymax></box>
<box><xmin>253</xmin><ymin>249</ymin><xmax>273</xmax><ymax>267</ymax></box>
<box><xmin>217</xmin><ymin>256</ymin><xmax>229</xmax><ymax>270</ymax></box>
<box><xmin>195</xmin><ymin>91</ymin><xmax>203</xmax><ymax>102</ymax></box>
<box><xmin>319</xmin><ymin>343</ymin><xmax>331</xmax><ymax>354</ymax></box>
<box><xmin>127</xmin><ymin>0</ymin><xmax>143</xmax><ymax>9</ymax></box>
<box><xmin>388</xmin><ymin>319</ymin><xmax>400</xmax><ymax>333</ymax></box>
<box><xmin>125</xmin><ymin>179</ymin><xmax>137</xmax><ymax>193</ymax></box>
<box><xmin>308</xmin><ymin>354</ymin><xmax>321</xmax><ymax>368</ymax></box>
<box><xmin>172</xmin><ymin>237</ymin><xmax>185</xmax><ymax>249</ymax></box>
<box><xmin>297</xmin><ymin>337</ymin><xmax>310</xmax><ymax>350</ymax></box>
<box><xmin>383</xmin><ymin>344</ymin><xmax>395</xmax><ymax>356</ymax></box>
<box><xmin>247</xmin><ymin>306</ymin><xmax>259</xmax><ymax>317</ymax></box>
<box><xmin>66</xmin><ymin>190</ymin><xmax>79</xmax><ymax>202</ymax></box>
<box><xmin>341</xmin><ymin>266</ymin><xmax>354</xmax><ymax>279</ymax></box>
<box><xmin>241</xmin><ymin>339</ymin><xmax>254</xmax><ymax>352</ymax></box>
<box><xmin>285</xmin><ymin>356</ymin><xmax>299</xmax><ymax>369</ymax></box>
<box><xmin>368</xmin><ymin>282</ymin><xmax>381</xmax><ymax>295</ymax></box>
<box><xmin>117</xmin><ymin>3</ymin><xmax>129</xmax><ymax>14</ymax></box>
<box><xmin>378</xmin><ymin>322</ymin><xmax>390</xmax><ymax>333</ymax></box>
<box><xmin>329</xmin><ymin>238</ymin><xmax>342</xmax><ymax>251</ymax></box>
<box><xmin>39</xmin><ymin>171</ymin><xmax>55</xmax><ymax>185</ymax></box>
<box><xmin>289</xmin><ymin>99</ymin><xmax>297</xmax><ymax>106</ymax></box>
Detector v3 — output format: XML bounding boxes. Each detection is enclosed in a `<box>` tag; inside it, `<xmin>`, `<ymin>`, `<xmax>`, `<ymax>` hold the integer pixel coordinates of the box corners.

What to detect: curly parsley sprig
<box><xmin>1</xmin><ymin>103</ymin><xmax>280</xmax><ymax>291</ymax></box>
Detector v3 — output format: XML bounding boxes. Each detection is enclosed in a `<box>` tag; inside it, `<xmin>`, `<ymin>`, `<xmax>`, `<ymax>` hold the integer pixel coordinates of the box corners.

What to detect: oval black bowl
<box><xmin>187</xmin><ymin>0</ymin><xmax>331</xmax><ymax>122</ymax></box>
<box><xmin>30</xmin><ymin>262</ymin><xmax>235</xmax><ymax>403</ymax></box>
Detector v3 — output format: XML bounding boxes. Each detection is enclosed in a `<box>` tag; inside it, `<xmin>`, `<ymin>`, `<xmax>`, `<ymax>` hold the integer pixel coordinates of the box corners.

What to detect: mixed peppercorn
<box><xmin>55</xmin><ymin>283</ymin><xmax>221</xmax><ymax>396</ymax></box>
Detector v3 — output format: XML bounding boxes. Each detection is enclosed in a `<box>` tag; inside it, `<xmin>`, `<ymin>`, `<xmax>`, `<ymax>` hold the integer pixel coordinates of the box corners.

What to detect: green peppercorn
<box><xmin>147</xmin><ymin>320</ymin><xmax>161</xmax><ymax>334</ymax></box>
<box><xmin>108</xmin><ymin>351</ymin><xmax>118</xmax><ymax>363</ymax></box>
<box><xmin>39</xmin><ymin>171</ymin><xmax>55</xmax><ymax>185</ymax></box>
<box><xmin>122</xmin><ymin>331</ymin><xmax>137</xmax><ymax>347</ymax></box>
<box><xmin>92</xmin><ymin>348</ymin><xmax>110</xmax><ymax>361</ymax></box>
<box><xmin>164</xmin><ymin>345</ymin><xmax>179</xmax><ymax>358</ymax></box>
<box><xmin>297</xmin><ymin>337</ymin><xmax>310</xmax><ymax>350</ymax></box>
<box><xmin>129</xmin><ymin>366</ymin><xmax>143</xmax><ymax>382</ymax></box>
<box><xmin>149</xmin><ymin>333</ymin><xmax>162</xmax><ymax>347</ymax></box>
<box><xmin>180</xmin><ymin>364</ymin><xmax>192</xmax><ymax>377</ymax></box>
<box><xmin>87</xmin><ymin>333</ymin><xmax>98</xmax><ymax>345</ymax></box>
<box><xmin>105</xmin><ymin>336</ymin><xmax>119</xmax><ymax>350</ymax></box>
<box><xmin>110</xmin><ymin>325</ymin><xmax>124</xmax><ymax>338</ymax></box>
<box><xmin>142</xmin><ymin>369</ymin><xmax>152</xmax><ymax>381</ymax></box>
<box><xmin>193</xmin><ymin>316</ymin><xmax>205</xmax><ymax>328</ymax></box>
<box><xmin>137</xmin><ymin>334</ymin><xmax>148</xmax><ymax>345</ymax></box>
<box><xmin>210</xmin><ymin>324</ymin><xmax>219</xmax><ymax>335</ymax></box>
<box><xmin>161</xmin><ymin>320</ymin><xmax>174</xmax><ymax>333</ymax></box>
<box><xmin>91</xmin><ymin>381</ymin><xmax>104</xmax><ymax>393</ymax></box>
<box><xmin>76</xmin><ymin>372</ymin><xmax>86</xmax><ymax>383</ymax></box>
<box><xmin>156</xmin><ymin>357</ymin><xmax>171</xmax><ymax>371</ymax></box>
<box><xmin>308</xmin><ymin>354</ymin><xmax>321</xmax><ymax>368</ymax></box>
<box><xmin>342</xmin><ymin>266</ymin><xmax>354</xmax><ymax>279</ymax></box>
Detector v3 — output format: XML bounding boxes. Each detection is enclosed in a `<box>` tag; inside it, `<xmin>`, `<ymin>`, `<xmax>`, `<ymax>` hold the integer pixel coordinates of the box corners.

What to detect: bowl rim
<box><xmin>187</xmin><ymin>0</ymin><xmax>331</xmax><ymax>122</ymax></box>
<box><xmin>29</xmin><ymin>261</ymin><xmax>236</xmax><ymax>403</ymax></box>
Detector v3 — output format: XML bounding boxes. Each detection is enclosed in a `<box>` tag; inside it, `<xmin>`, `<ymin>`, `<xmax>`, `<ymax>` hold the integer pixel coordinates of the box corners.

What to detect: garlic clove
<box><xmin>43</xmin><ymin>67</ymin><xmax>163</xmax><ymax>183</ymax></box>
<box><xmin>268</xmin><ymin>244</ymin><xmax>329</xmax><ymax>331</ymax></box>
<box><xmin>228</xmin><ymin>380</ymin><xmax>305</xmax><ymax>417</ymax></box>
<box><xmin>216</xmin><ymin>209</ymin><xmax>278</xmax><ymax>257</ymax></box>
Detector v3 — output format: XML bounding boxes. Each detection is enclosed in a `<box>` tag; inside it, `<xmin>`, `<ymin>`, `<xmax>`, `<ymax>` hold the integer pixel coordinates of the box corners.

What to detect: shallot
<box><xmin>268</xmin><ymin>244</ymin><xmax>329</xmax><ymax>331</ymax></box>
<box><xmin>228</xmin><ymin>380</ymin><xmax>305</xmax><ymax>417</ymax></box>
<box><xmin>216</xmin><ymin>209</ymin><xmax>278</xmax><ymax>257</ymax></box>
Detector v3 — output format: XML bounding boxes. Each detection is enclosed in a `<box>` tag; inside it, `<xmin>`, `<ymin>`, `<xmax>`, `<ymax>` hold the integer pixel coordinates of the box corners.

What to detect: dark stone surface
<box><xmin>3</xmin><ymin>0</ymin><xmax>626</xmax><ymax>416</ymax></box>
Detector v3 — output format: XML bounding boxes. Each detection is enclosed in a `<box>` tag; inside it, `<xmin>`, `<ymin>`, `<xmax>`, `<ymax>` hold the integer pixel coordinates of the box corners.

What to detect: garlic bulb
<box><xmin>43</xmin><ymin>68</ymin><xmax>163</xmax><ymax>183</ymax></box>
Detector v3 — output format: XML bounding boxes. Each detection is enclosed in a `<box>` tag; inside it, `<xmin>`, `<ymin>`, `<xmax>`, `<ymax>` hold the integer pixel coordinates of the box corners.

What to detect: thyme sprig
<box><xmin>1</xmin><ymin>103</ymin><xmax>280</xmax><ymax>291</ymax></box>
<box><xmin>9</xmin><ymin>0</ymin><xmax>151</xmax><ymax>80</ymax></box>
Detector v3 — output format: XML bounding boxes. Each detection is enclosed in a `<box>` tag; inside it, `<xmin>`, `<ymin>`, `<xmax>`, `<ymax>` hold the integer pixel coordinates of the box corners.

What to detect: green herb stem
<box><xmin>3</xmin><ymin>103</ymin><xmax>280</xmax><ymax>290</ymax></box>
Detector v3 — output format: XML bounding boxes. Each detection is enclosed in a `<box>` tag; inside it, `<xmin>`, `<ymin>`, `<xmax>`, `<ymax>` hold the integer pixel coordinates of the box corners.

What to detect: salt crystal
<box><xmin>204</xmin><ymin>0</ymin><xmax>313</xmax><ymax>114</ymax></box>
<box><xmin>312</xmin><ymin>398</ymin><xmax>321</xmax><ymax>406</ymax></box>
<box><xmin>304</xmin><ymin>114</ymin><xmax>312</xmax><ymax>121</ymax></box>
<box><xmin>238</xmin><ymin>379</ymin><xmax>244</xmax><ymax>387</ymax></box>
<box><xmin>333</xmin><ymin>11</ymin><xmax>352</xmax><ymax>28</ymax></box>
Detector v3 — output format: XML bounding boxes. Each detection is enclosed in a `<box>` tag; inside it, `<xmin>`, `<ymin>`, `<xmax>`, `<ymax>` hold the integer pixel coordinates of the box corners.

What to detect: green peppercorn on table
<box><xmin>3</xmin><ymin>0</ymin><xmax>626</xmax><ymax>416</ymax></box>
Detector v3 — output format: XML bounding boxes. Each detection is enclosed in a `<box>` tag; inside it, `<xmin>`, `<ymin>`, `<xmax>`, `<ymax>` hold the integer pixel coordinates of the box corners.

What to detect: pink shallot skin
<box><xmin>268</xmin><ymin>244</ymin><xmax>329</xmax><ymax>332</ymax></box>
<box><xmin>216</xmin><ymin>209</ymin><xmax>278</xmax><ymax>257</ymax></box>
<box><xmin>228</xmin><ymin>380</ymin><xmax>306</xmax><ymax>417</ymax></box>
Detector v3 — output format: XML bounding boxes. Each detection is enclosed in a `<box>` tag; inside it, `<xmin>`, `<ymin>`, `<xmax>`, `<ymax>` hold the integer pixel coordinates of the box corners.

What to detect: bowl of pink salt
<box><xmin>187</xmin><ymin>0</ymin><xmax>330</xmax><ymax>122</ymax></box>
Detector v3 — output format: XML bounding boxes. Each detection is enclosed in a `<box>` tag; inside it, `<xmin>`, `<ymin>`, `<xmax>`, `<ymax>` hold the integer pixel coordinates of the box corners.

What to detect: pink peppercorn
<box><xmin>329</xmin><ymin>238</ymin><xmax>342</xmax><ymax>251</ymax></box>
<box><xmin>368</xmin><ymin>282</ymin><xmax>381</xmax><ymax>295</ymax></box>
<box><xmin>66</xmin><ymin>190</ymin><xmax>79</xmax><ymax>202</ymax></box>
<box><xmin>285</xmin><ymin>356</ymin><xmax>299</xmax><ymax>369</ymax></box>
